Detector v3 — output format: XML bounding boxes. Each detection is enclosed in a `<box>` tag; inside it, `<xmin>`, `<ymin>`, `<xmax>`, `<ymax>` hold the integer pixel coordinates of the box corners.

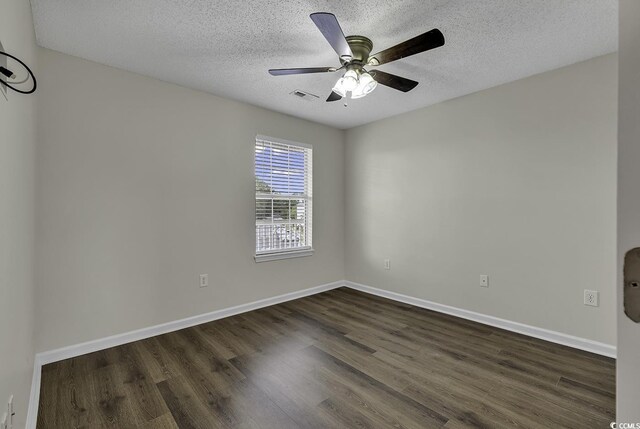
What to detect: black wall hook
<box><xmin>0</xmin><ymin>51</ymin><xmax>36</xmax><ymax>95</ymax></box>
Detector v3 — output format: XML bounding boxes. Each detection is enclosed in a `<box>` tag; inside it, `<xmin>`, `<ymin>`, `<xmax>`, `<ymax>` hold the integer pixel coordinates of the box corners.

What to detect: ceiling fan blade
<box><xmin>269</xmin><ymin>67</ymin><xmax>336</xmax><ymax>76</ymax></box>
<box><xmin>326</xmin><ymin>91</ymin><xmax>342</xmax><ymax>102</ymax></box>
<box><xmin>370</xmin><ymin>70</ymin><xmax>419</xmax><ymax>92</ymax></box>
<box><xmin>310</xmin><ymin>13</ymin><xmax>353</xmax><ymax>60</ymax></box>
<box><xmin>368</xmin><ymin>29</ymin><xmax>444</xmax><ymax>66</ymax></box>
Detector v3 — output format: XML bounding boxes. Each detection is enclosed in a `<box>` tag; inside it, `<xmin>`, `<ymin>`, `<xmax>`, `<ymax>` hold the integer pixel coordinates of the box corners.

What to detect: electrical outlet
<box><xmin>199</xmin><ymin>274</ymin><xmax>208</xmax><ymax>288</ymax></box>
<box><xmin>384</xmin><ymin>259</ymin><xmax>390</xmax><ymax>270</ymax></box>
<box><xmin>584</xmin><ymin>290</ymin><xmax>599</xmax><ymax>307</ymax></box>
<box><xmin>480</xmin><ymin>275</ymin><xmax>489</xmax><ymax>287</ymax></box>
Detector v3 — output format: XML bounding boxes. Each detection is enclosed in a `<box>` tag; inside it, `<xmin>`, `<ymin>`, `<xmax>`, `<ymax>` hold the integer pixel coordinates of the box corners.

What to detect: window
<box><xmin>255</xmin><ymin>135</ymin><xmax>313</xmax><ymax>262</ymax></box>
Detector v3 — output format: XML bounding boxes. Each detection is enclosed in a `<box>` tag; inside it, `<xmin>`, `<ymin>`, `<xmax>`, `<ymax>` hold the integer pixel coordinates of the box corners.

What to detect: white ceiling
<box><xmin>30</xmin><ymin>0</ymin><xmax>618</xmax><ymax>129</ymax></box>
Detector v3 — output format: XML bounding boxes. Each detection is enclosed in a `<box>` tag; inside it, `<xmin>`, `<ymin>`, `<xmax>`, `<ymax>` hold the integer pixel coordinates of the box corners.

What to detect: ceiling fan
<box><xmin>269</xmin><ymin>12</ymin><xmax>445</xmax><ymax>102</ymax></box>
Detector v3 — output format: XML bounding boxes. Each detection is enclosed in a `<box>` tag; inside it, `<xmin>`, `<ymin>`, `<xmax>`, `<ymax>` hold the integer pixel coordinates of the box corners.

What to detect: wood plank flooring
<box><xmin>37</xmin><ymin>288</ymin><xmax>615</xmax><ymax>428</ymax></box>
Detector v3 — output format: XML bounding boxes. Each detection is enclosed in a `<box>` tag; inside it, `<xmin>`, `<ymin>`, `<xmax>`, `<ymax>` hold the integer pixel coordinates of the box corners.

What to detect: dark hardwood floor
<box><xmin>37</xmin><ymin>287</ymin><xmax>615</xmax><ymax>428</ymax></box>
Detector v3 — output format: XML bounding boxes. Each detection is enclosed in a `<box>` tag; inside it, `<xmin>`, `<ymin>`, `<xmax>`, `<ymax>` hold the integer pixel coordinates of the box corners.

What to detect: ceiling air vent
<box><xmin>290</xmin><ymin>90</ymin><xmax>319</xmax><ymax>102</ymax></box>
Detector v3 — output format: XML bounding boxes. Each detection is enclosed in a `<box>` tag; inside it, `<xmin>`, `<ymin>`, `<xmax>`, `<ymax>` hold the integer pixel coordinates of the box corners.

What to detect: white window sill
<box><xmin>254</xmin><ymin>248</ymin><xmax>314</xmax><ymax>263</ymax></box>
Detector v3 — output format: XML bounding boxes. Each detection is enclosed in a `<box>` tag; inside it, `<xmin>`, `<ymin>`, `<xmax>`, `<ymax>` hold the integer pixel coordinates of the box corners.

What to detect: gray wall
<box><xmin>345</xmin><ymin>54</ymin><xmax>617</xmax><ymax>346</ymax></box>
<box><xmin>0</xmin><ymin>0</ymin><xmax>37</xmax><ymax>427</ymax></box>
<box><xmin>36</xmin><ymin>49</ymin><xmax>345</xmax><ymax>352</ymax></box>
<box><xmin>617</xmin><ymin>0</ymin><xmax>640</xmax><ymax>421</ymax></box>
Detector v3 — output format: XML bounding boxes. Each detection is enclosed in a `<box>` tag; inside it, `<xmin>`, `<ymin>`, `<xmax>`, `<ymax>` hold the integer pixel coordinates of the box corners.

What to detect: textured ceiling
<box><xmin>30</xmin><ymin>0</ymin><xmax>618</xmax><ymax>129</ymax></box>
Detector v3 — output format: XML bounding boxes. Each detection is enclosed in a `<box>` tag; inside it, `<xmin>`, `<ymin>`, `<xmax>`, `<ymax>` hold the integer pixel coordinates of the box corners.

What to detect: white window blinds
<box><xmin>255</xmin><ymin>135</ymin><xmax>313</xmax><ymax>258</ymax></box>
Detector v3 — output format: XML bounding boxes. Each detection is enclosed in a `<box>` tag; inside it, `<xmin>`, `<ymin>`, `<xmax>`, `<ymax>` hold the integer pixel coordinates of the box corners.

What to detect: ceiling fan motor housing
<box><xmin>344</xmin><ymin>35</ymin><xmax>373</xmax><ymax>65</ymax></box>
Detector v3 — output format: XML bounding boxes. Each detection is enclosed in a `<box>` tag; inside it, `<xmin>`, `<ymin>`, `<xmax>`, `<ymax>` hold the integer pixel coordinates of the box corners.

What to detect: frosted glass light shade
<box><xmin>351</xmin><ymin>72</ymin><xmax>377</xmax><ymax>99</ymax></box>
<box><xmin>342</xmin><ymin>69</ymin><xmax>359</xmax><ymax>91</ymax></box>
<box><xmin>332</xmin><ymin>78</ymin><xmax>347</xmax><ymax>97</ymax></box>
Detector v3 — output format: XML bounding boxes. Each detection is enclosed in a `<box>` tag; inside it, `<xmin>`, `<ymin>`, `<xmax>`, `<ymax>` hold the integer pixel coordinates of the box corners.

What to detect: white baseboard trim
<box><xmin>344</xmin><ymin>281</ymin><xmax>616</xmax><ymax>358</ymax></box>
<box><xmin>25</xmin><ymin>280</ymin><xmax>345</xmax><ymax>428</ymax></box>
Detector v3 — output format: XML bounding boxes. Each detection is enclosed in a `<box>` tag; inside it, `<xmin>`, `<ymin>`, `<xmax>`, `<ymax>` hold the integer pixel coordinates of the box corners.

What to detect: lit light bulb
<box><xmin>341</xmin><ymin>69</ymin><xmax>359</xmax><ymax>92</ymax></box>
<box><xmin>351</xmin><ymin>72</ymin><xmax>378</xmax><ymax>99</ymax></box>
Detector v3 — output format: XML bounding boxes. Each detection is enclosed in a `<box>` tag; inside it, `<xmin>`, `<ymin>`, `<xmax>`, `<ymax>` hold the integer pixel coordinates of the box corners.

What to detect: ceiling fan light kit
<box><xmin>269</xmin><ymin>12</ymin><xmax>444</xmax><ymax>104</ymax></box>
<box><xmin>333</xmin><ymin>68</ymin><xmax>378</xmax><ymax>99</ymax></box>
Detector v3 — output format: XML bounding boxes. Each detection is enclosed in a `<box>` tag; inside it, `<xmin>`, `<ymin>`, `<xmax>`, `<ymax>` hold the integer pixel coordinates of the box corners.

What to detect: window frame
<box><xmin>254</xmin><ymin>134</ymin><xmax>313</xmax><ymax>263</ymax></box>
